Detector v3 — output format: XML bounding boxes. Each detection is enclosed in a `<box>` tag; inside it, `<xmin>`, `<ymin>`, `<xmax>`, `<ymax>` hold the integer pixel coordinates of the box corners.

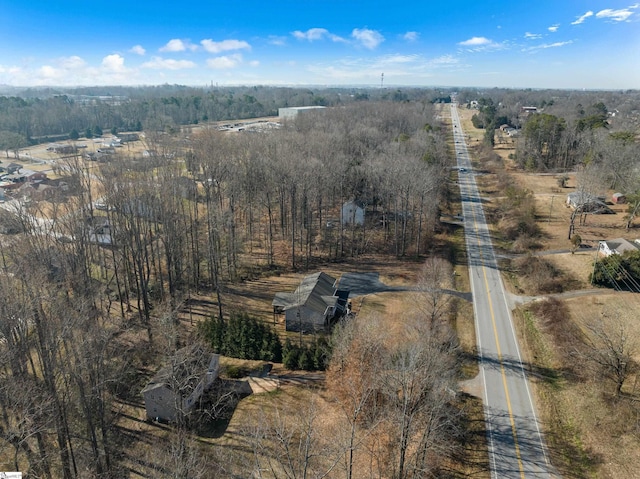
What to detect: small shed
<box><xmin>87</xmin><ymin>217</ymin><xmax>113</xmax><ymax>245</ymax></box>
<box><xmin>612</xmin><ymin>193</ymin><xmax>627</xmax><ymax>204</ymax></box>
<box><xmin>47</xmin><ymin>144</ymin><xmax>77</xmax><ymax>155</ymax></box>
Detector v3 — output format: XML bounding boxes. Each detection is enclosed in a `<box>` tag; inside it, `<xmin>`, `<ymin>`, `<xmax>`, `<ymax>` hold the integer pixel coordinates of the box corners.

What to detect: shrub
<box><xmin>282</xmin><ymin>338</ymin><xmax>330</xmax><ymax>371</ymax></box>
<box><xmin>511</xmin><ymin>235</ymin><xmax>541</xmax><ymax>254</ymax></box>
<box><xmin>514</xmin><ymin>255</ymin><xmax>564</xmax><ymax>294</ymax></box>
<box><xmin>200</xmin><ymin>312</ymin><xmax>282</xmax><ymax>362</ymax></box>
<box><xmin>225</xmin><ymin>364</ymin><xmax>249</xmax><ymax>379</ymax></box>
<box><xmin>283</xmin><ymin>340</ymin><xmax>301</xmax><ymax>370</ymax></box>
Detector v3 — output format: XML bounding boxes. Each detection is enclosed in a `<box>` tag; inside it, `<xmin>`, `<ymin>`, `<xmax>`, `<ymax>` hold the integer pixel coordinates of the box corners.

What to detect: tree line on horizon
<box><xmin>0</xmin><ymin>85</ymin><xmax>450</xmax><ymax>151</ymax></box>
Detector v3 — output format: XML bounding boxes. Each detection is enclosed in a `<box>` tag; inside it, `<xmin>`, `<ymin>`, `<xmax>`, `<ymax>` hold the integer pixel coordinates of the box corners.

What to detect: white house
<box><xmin>566</xmin><ymin>191</ymin><xmax>612</xmax><ymax>213</ymax></box>
<box><xmin>142</xmin><ymin>345</ymin><xmax>220</xmax><ymax>422</ymax></box>
<box><xmin>341</xmin><ymin>199</ymin><xmax>365</xmax><ymax>226</ymax></box>
<box><xmin>598</xmin><ymin>238</ymin><xmax>640</xmax><ymax>257</ymax></box>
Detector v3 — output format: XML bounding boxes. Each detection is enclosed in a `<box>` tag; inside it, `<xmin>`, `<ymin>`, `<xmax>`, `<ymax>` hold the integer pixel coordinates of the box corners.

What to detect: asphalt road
<box><xmin>451</xmin><ymin>104</ymin><xmax>556</xmax><ymax>478</ymax></box>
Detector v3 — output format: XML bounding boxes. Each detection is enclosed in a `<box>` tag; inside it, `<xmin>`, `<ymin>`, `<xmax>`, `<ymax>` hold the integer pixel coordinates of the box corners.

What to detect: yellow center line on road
<box><xmin>471</xmin><ymin>204</ymin><xmax>526</xmax><ymax>479</ymax></box>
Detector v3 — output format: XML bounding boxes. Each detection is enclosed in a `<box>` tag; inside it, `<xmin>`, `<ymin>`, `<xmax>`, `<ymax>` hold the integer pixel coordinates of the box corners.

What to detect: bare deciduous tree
<box><xmin>581</xmin><ymin>309</ymin><xmax>637</xmax><ymax>397</ymax></box>
<box><xmin>326</xmin><ymin>316</ymin><xmax>387</xmax><ymax>479</ymax></box>
<box><xmin>414</xmin><ymin>256</ymin><xmax>453</xmax><ymax>332</ymax></box>
<box><xmin>380</xmin><ymin>318</ymin><xmax>460</xmax><ymax>479</ymax></box>
<box><xmin>248</xmin><ymin>398</ymin><xmax>340</xmax><ymax>479</ymax></box>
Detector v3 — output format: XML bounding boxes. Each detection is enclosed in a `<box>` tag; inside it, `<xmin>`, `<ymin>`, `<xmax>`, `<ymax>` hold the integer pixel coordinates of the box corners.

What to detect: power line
<box><xmin>597</xmin><ymin>257</ymin><xmax>623</xmax><ymax>291</ymax></box>
<box><xmin>614</xmin><ymin>261</ymin><xmax>640</xmax><ymax>292</ymax></box>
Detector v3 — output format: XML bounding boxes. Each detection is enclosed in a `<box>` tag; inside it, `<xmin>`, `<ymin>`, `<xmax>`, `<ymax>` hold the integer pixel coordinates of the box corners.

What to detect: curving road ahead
<box><xmin>451</xmin><ymin>103</ymin><xmax>557</xmax><ymax>478</ymax></box>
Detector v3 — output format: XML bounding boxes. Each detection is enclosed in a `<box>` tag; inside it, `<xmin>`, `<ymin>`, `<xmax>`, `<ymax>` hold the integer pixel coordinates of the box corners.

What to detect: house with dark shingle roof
<box><xmin>141</xmin><ymin>344</ymin><xmax>220</xmax><ymax>422</ymax></box>
<box><xmin>272</xmin><ymin>272</ymin><xmax>349</xmax><ymax>333</ymax></box>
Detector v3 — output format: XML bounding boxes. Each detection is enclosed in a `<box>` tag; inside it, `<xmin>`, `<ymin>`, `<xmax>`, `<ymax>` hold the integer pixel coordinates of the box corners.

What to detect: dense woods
<box><xmin>1</xmin><ymin>84</ymin><xmax>639</xmax><ymax>477</ymax></box>
<box><xmin>0</xmin><ymin>90</ymin><xmax>457</xmax><ymax>477</ymax></box>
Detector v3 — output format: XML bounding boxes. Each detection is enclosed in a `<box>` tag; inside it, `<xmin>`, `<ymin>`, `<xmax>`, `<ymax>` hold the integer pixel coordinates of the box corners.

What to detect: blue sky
<box><xmin>0</xmin><ymin>1</ymin><xmax>638</xmax><ymax>89</ymax></box>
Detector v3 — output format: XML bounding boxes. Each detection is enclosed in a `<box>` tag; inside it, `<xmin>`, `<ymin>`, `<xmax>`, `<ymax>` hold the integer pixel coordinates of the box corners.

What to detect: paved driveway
<box><xmin>337</xmin><ymin>272</ymin><xmax>410</xmax><ymax>297</ymax></box>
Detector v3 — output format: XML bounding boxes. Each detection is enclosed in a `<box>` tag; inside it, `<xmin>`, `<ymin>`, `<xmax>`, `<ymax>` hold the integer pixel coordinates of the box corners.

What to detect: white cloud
<box><xmin>524</xmin><ymin>32</ymin><xmax>542</xmax><ymax>39</ymax></box>
<box><xmin>206</xmin><ymin>54</ymin><xmax>242</xmax><ymax>69</ymax></box>
<box><xmin>200</xmin><ymin>39</ymin><xmax>251</xmax><ymax>53</ymax></box>
<box><xmin>33</xmin><ymin>56</ymin><xmax>88</xmax><ymax>81</ymax></box>
<box><xmin>8</xmin><ymin>54</ymin><xmax>138</xmax><ymax>86</ymax></box>
<box><xmin>457</xmin><ymin>36</ymin><xmax>506</xmax><ymax>52</ymax></box>
<box><xmin>572</xmin><ymin>11</ymin><xmax>593</xmax><ymax>25</ymax></box>
<box><xmin>458</xmin><ymin>36</ymin><xmax>492</xmax><ymax>46</ymax></box>
<box><xmin>39</xmin><ymin>65</ymin><xmax>61</xmax><ymax>80</ymax></box>
<box><xmin>307</xmin><ymin>51</ymin><xmax>462</xmax><ymax>83</ymax></box>
<box><xmin>160</xmin><ymin>39</ymin><xmax>197</xmax><ymax>52</ymax></box>
<box><xmin>130</xmin><ymin>45</ymin><xmax>146</xmax><ymax>55</ymax></box>
<box><xmin>59</xmin><ymin>56</ymin><xmax>86</xmax><ymax>69</ymax></box>
<box><xmin>540</xmin><ymin>41</ymin><xmax>572</xmax><ymax>49</ymax></box>
<box><xmin>0</xmin><ymin>65</ymin><xmax>21</xmax><ymax>75</ymax></box>
<box><xmin>249</xmin><ymin>60</ymin><xmax>260</xmax><ymax>67</ymax></box>
<box><xmin>377</xmin><ymin>54</ymin><xmax>419</xmax><ymax>65</ymax></box>
<box><xmin>268</xmin><ymin>35</ymin><xmax>287</xmax><ymax>46</ymax></box>
<box><xmin>292</xmin><ymin>28</ymin><xmax>345</xmax><ymax>42</ymax></box>
<box><xmin>141</xmin><ymin>56</ymin><xmax>196</xmax><ymax>70</ymax></box>
<box><xmin>548</xmin><ymin>24</ymin><xmax>560</xmax><ymax>32</ymax></box>
<box><xmin>352</xmin><ymin>28</ymin><xmax>384</xmax><ymax>49</ymax></box>
<box><xmin>429</xmin><ymin>54</ymin><xmax>459</xmax><ymax>66</ymax></box>
<box><xmin>102</xmin><ymin>54</ymin><xmax>126</xmax><ymax>72</ymax></box>
<box><xmin>403</xmin><ymin>31</ymin><xmax>419</xmax><ymax>41</ymax></box>
<box><xmin>523</xmin><ymin>40</ymin><xmax>573</xmax><ymax>52</ymax></box>
<box><xmin>596</xmin><ymin>5</ymin><xmax>638</xmax><ymax>22</ymax></box>
<box><xmin>374</xmin><ymin>53</ymin><xmax>459</xmax><ymax>69</ymax></box>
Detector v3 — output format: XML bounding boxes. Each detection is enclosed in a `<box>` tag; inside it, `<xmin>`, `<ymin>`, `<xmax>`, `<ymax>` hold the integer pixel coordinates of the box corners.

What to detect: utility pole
<box><xmin>591</xmin><ymin>247</ymin><xmax>599</xmax><ymax>285</ymax></box>
<box><xmin>381</xmin><ymin>73</ymin><xmax>384</xmax><ymax>89</ymax></box>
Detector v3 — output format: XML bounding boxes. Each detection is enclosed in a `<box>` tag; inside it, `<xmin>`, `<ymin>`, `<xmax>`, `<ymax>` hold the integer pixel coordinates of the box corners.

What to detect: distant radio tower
<box><xmin>381</xmin><ymin>73</ymin><xmax>384</xmax><ymax>88</ymax></box>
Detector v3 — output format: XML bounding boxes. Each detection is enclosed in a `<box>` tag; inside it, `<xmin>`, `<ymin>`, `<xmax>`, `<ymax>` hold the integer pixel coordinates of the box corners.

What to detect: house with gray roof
<box><xmin>566</xmin><ymin>191</ymin><xmax>612</xmax><ymax>214</ymax></box>
<box><xmin>272</xmin><ymin>272</ymin><xmax>349</xmax><ymax>333</ymax></box>
<box><xmin>598</xmin><ymin>238</ymin><xmax>640</xmax><ymax>257</ymax></box>
<box><xmin>142</xmin><ymin>344</ymin><xmax>220</xmax><ymax>422</ymax></box>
